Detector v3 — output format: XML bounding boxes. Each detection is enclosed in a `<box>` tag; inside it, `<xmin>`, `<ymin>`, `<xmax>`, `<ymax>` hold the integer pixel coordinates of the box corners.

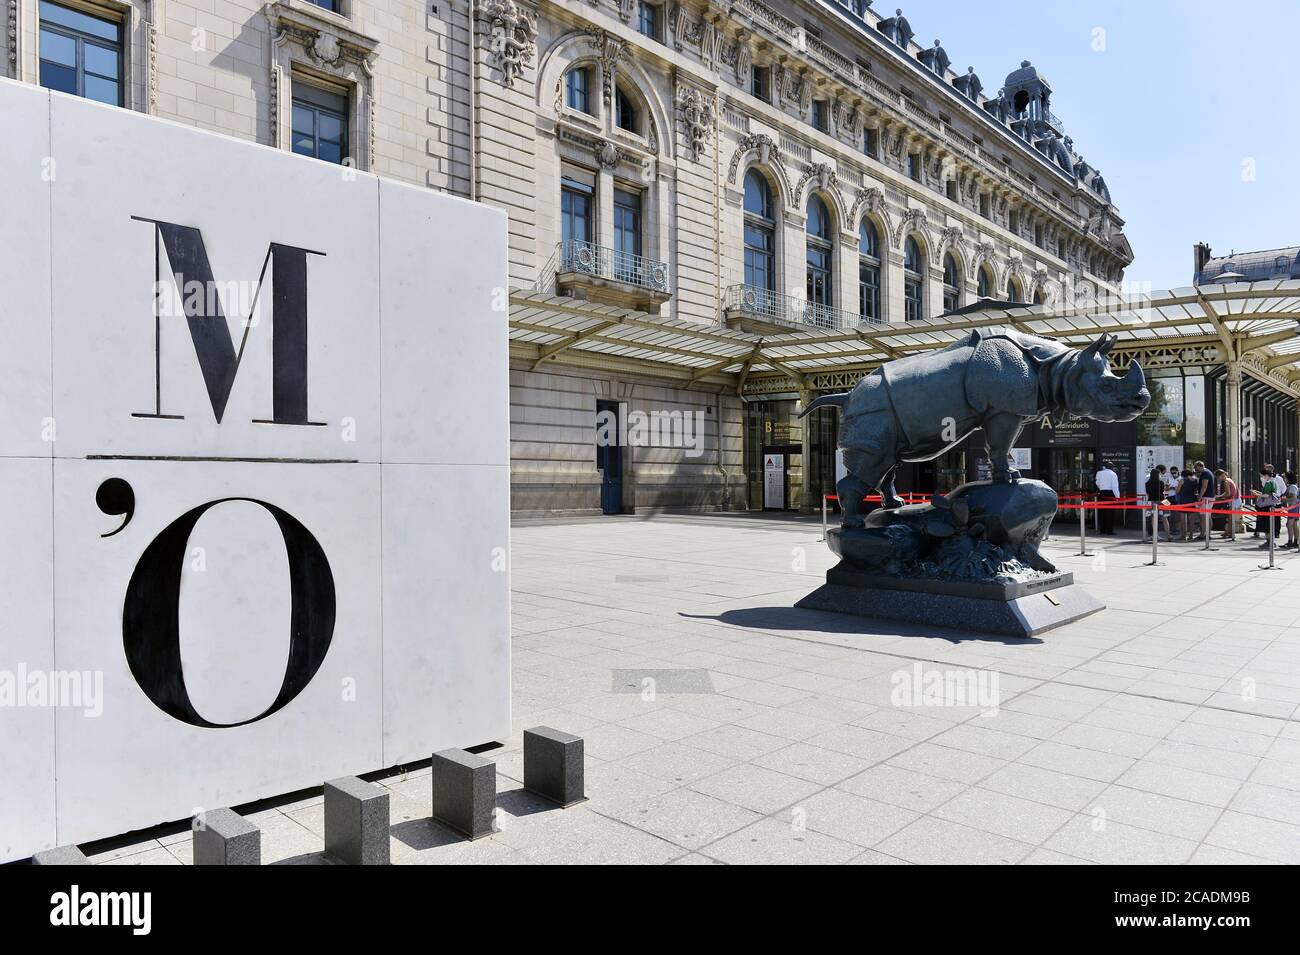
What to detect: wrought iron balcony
<box><xmin>723</xmin><ymin>284</ymin><xmax>875</xmax><ymax>332</ymax></box>
<box><xmin>553</xmin><ymin>240</ymin><xmax>671</xmax><ymax>309</ymax></box>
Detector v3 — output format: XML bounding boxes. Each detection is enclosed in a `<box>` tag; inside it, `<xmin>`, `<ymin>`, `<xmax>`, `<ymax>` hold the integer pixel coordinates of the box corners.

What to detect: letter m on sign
<box><xmin>133</xmin><ymin>217</ymin><xmax>325</xmax><ymax>425</ymax></box>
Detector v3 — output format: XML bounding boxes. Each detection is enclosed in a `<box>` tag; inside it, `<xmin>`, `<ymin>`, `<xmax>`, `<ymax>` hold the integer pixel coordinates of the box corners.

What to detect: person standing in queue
<box><xmin>1255</xmin><ymin>464</ymin><xmax>1282</xmax><ymax>546</ymax></box>
<box><xmin>1285</xmin><ymin>472</ymin><xmax>1299</xmax><ymax>551</ymax></box>
<box><xmin>1191</xmin><ymin>461</ymin><xmax>1216</xmax><ymax>542</ymax></box>
<box><xmin>1214</xmin><ymin>468</ymin><xmax>1238</xmax><ymax>542</ymax></box>
<box><xmin>1095</xmin><ymin>460</ymin><xmax>1120</xmax><ymax>536</ymax></box>
<box><xmin>1144</xmin><ymin>464</ymin><xmax>1170</xmax><ymax>542</ymax></box>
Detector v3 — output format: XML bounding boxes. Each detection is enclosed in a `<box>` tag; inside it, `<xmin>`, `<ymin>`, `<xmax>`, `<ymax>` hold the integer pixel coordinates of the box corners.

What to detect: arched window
<box><xmin>942</xmin><ymin>252</ymin><xmax>960</xmax><ymax>313</ymax></box>
<box><xmin>1006</xmin><ymin>277</ymin><xmax>1023</xmax><ymax>303</ymax></box>
<box><xmin>1032</xmin><ymin>288</ymin><xmax>1045</xmax><ymax>305</ymax></box>
<box><xmin>614</xmin><ymin>85</ymin><xmax>638</xmax><ymax>133</ymax></box>
<box><xmin>743</xmin><ymin>170</ymin><xmax>775</xmax><ymax>294</ymax></box>
<box><xmin>977</xmin><ymin>265</ymin><xmax>993</xmax><ymax>298</ymax></box>
<box><xmin>805</xmin><ymin>195</ymin><xmax>834</xmax><ymax>319</ymax></box>
<box><xmin>904</xmin><ymin>236</ymin><xmax>924</xmax><ymax>321</ymax></box>
<box><xmin>564</xmin><ymin>66</ymin><xmax>592</xmax><ymax>114</ymax></box>
<box><xmin>858</xmin><ymin>219</ymin><xmax>881</xmax><ymax>322</ymax></box>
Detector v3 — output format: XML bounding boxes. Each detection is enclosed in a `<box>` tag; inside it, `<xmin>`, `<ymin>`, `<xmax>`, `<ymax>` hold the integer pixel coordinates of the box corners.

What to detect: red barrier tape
<box><xmin>820</xmin><ymin>491</ymin><xmax>1294</xmax><ymax>519</ymax></box>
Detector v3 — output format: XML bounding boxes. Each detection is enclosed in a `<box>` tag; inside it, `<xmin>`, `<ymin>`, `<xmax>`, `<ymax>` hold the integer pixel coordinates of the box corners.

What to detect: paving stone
<box><xmin>597</xmin><ymin>789</ymin><xmax>761</xmax><ymax>851</ymax></box>
<box><xmin>1043</xmin><ymin>815</ymin><xmax>1197</xmax><ymax>865</ymax></box>
<box><xmin>689</xmin><ymin>764</ymin><xmax>823</xmax><ymax>814</ymax></box>
<box><xmin>932</xmin><ymin>788</ymin><xmax>1074</xmax><ymax>844</ymax></box>
<box><xmin>795</xmin><ymin>789</ymin><xmax>920</xmax><ymax>847</ymax></box>
<box><xmin>1087</xmin><ymin>785</ymin><xmax>1222</xmax><ymax>840</ymax></box>
<box><xmin>839</xmin><ymin>764</ymin><xmax>970</xmax><ymax>812</ymax></box>
<box><xmin>704</xmin><ymin>818</ymin><xmax>864</xmax><ymax>865</ymax></box>
<box><xmin>875</xmin><ymin>816</ymin><xmax>1034</xmax><ymax>865</ymax></box>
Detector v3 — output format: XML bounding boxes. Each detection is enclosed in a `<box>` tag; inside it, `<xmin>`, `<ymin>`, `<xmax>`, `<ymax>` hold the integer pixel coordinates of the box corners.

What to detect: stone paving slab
<box><xmin>85</xmin><ymin>514</ymin><xmax>1299</xmax><ymax>865</ymax></box>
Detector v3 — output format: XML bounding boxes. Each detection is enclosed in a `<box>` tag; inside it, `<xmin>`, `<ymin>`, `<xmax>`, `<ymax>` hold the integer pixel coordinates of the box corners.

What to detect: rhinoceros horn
<box><xmin>1122</xmin><ymin>359</ymin><xmax>1145</xmax><ymax>390</ymax></box>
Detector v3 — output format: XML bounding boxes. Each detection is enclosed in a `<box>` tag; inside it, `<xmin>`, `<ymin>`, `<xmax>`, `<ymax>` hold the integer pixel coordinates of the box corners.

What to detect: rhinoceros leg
<box><xmin>838</xmin><ymin>447</ymin><xmax>901</xmax><ymax>527</ymax></box>
<box><xmin>836</xmin><ymin>473</ymin><xmax>871</xmax><ymax>529</ymax></box>
<box><xmin>983</xmin><ymin>411</ymin><xmax>1026</xmax><ymax>483</ymax></box>
<box><xmin>878</xmin><ymin>466</ymin><xmax>905</xmax><ymax>510</ymax></box>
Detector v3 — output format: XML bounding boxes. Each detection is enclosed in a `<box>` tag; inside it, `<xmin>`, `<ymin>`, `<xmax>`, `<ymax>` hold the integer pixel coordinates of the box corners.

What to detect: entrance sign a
<box><xmin>0</xmin><ymin>81</ymin><xmax>511</xmax><ymax>860</ymax></box>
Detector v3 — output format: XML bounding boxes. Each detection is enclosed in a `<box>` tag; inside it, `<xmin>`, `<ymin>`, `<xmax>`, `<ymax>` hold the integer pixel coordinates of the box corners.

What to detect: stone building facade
<box><xmin>5</xmin><ymin>0</ymin><xmax>1133</xmax><ymax>516</ymax></box>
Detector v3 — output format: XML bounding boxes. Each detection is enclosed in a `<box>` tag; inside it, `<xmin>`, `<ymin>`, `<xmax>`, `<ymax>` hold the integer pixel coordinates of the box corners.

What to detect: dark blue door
<box><xmin>596</xmin><ymin>399</ymin><xmax>622</xmax><ymax>515</ymax></box>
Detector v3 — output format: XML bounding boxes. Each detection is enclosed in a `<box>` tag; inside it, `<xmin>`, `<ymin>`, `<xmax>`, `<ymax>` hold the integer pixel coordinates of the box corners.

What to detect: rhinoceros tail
<box><xmin>798</xmin><ymin>393</ymin><xmax>849</xmax><ymax>418</ymax></box>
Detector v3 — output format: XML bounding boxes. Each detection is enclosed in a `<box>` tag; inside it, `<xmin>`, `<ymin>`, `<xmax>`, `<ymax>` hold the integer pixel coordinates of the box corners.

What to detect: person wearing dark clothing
<box><xmin>1143</xmin><ymin>465</ymin><xmax>1169</xmax><ymax>542</ymax></box>
<box><xmin>1191</xmin><ymin>461</ymin><xmax>1216</xmax><ymax>541</ymax></box>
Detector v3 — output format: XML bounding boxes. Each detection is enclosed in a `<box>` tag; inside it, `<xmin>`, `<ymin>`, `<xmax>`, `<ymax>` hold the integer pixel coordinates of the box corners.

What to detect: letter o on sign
<box><xmin>122</xmin><ymin>497</ymin><xmax>336</xmax><ymax>728</ymax></box>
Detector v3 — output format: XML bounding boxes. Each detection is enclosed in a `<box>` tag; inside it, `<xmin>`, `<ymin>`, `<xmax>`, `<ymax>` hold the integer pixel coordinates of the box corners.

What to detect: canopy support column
<box><xmin>1226</xmin><ymin>359</ymin><xmax>1243</xmax><ymax>536</ymax></box>
<box><xmin>799</xmin><ymin>386</ymin><xmax>815</xmax><ymax>515</ymax></box>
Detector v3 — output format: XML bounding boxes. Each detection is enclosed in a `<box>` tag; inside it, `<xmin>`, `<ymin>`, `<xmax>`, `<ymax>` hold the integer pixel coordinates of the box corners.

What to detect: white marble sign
<box><xmin>0</xmin><ymin>79</ymin><xmax>511</xmax><ymax>861</ymax></box>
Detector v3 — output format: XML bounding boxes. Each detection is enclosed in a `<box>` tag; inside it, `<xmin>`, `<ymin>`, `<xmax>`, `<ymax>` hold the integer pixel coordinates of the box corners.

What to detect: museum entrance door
<box><xmin>1040</xmin><ymin>447</ymin><xmax>1097</xmax><ymax>523</ymax></box>
<box><xmin>596</xmin><ymin>399</ymin><xmax>623</xmax><ymax>515</ymax></box>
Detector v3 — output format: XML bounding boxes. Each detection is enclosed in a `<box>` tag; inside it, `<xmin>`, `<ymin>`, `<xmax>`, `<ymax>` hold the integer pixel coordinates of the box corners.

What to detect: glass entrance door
<box><xmin>1046</xmin><ymin>448</ymin><xmax>1097</xmax><ymax>522</ymax></box>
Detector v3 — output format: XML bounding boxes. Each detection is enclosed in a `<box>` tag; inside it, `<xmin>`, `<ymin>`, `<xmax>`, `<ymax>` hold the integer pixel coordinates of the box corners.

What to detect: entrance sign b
<box><xmin>0</xmin><ymin>81</ymin><xmax>511</xmax><ymax>861</ymax></box>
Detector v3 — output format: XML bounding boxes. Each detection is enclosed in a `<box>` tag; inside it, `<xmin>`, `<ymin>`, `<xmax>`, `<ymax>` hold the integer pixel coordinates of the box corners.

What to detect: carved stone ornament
<box><xmin>597</xmin><ymin>140</ymin><xmax>621</xmax><ymax>169</ymax></box>
<box><xmin>850</xmin><ymin>187</ymin><xmax>893</xmax><ymax>237</ymax></box>
<box><xmin>726</xmin><ymin>133</ymin><xmax>779</xmax><ymax>184</ymax></box>
<box><xmin>483</xmin><ymin>0</ymin><xmax>537</xmax><ymax>89</ymax></box>
<box><xmin>310</xmin><ymin>32</ymin><xmax>342</xmax><ymax>68</ymax></box>
<box><xmin>676</xmin><ymin>85</ymin><xmax>714</xmax><ymax>162</ymax></box>
<box><xmin>795</xmin><ymin>162</ymin><xmax>839</xmax><ymax>205</ymax></box>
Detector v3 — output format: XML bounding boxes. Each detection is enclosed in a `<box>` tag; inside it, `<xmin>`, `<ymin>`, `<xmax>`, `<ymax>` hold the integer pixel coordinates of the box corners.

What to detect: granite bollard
<box><xmin>324</xmin><ymin>776</ymin><xmax>390</xmax><ymax>865</ymax></box>
<box><xmin>523</xmin><ymin>726</ymin><xmax>586</xmax><ymax>807</ymax></box>
<box><xmin>32</xmin><ymin>845</ymin><xmax>90</xmax><ymax>865</ymax></box>
<box><xmin>192</xmin><ymin>808</ymin><xmax>260</xmax><ymax>865</ymax></box>
<box><xmin>431</xmin><ymin>749</ymin><xmax>496</xmax><ymax>840</ymax></box>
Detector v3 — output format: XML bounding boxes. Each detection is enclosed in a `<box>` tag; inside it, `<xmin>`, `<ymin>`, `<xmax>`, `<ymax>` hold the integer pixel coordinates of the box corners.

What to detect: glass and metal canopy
<box><xmin>509</xmin><ymin>280</ymin><xmax>1300</xmax><ymax>396</ymax></box>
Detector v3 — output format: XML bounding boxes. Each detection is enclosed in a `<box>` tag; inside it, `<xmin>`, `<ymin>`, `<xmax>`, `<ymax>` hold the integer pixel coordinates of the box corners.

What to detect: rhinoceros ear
<box><xmin>1099</xmin><ymin>334</ymin><xmax>1117</xmax><ymax>356</ymax></box>
<box><xmin>1081</xmin><ymin>335</ymin><xmax>1104</xmax><ymax>358</ymax></box>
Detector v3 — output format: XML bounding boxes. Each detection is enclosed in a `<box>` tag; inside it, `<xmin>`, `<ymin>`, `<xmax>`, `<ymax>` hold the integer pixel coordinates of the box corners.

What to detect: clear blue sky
<box><xmin>893</xmin><ymin>0</ymin><xmax>1300</xmax><ymax>289</ymax></box>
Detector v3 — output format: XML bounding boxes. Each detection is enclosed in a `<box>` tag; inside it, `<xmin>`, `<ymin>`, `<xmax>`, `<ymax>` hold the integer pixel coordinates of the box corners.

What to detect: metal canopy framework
<box><xmin>508</xmin><ymin>282</ymin><xmax>1300</xmax><ymax>397</ymax></box>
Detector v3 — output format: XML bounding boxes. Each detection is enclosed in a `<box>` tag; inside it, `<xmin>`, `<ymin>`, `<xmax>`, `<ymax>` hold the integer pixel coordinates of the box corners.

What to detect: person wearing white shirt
<box><xmin>1095</xmin><ymin>464</ymin><xmax>1120</xmax><ymax>535</ymax></box>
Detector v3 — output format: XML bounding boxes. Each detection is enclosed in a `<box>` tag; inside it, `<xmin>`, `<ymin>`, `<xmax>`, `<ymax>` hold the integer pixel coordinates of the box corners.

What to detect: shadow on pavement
<box><xmin>680</xmin><ymin>607</ymin><xmax>1042</xmax><ymax>646</ymax></box>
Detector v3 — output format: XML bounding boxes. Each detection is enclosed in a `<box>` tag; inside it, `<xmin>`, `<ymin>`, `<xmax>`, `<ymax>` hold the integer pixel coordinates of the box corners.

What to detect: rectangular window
<box><xmin>907</xmin><ymin>153</ymin><xmax>920</xmax><ymax>181</ymax></box>
<box><xmin>1034</xmin><ymin>224</ymin><xmax>1044</xmax><ymax>248</ymax></box>
<box><xmin>565</xmin><ymin>67</ymin><xmax>591</xmax><ymax>114</ymax></box>
<box><xmin>39</xmin><ymin>0</ymin><xmax>123</xmax><ymax>106</ymax></box>
<box><xmin>1009</xmin><ymin>210</ymin><xmax>1020</xmax><ymax>234</ymax></box>
<box><xmin>291</xmin><ymin>82</ymin><xmax>349</xmax><ymax>165</ymax></box>
<box><xmin>751</xmin><ymin>66</ymin><xmax>769</xmax><ymax>103</ymax></box>
<box><xmin>945</xmin><ymin>180</ymin><xmax>958</xmax><ymax>202</ymax></box>
<box><xmin>979</xmin><ymin>193</ymin><xmax>991</xmax><ymax>219</ymax></box>
<box><xmin>863</xmin><ymin>126</ymin><xmax>878</xmax><ymax>159</ymax></box>
<box><xmin>943</xmin><ymin>287</ymin><xmax>959</xmax><ymax>313</ymax></box>
<box><xmin>637</xmin><ymin>2</ymin><xmax>660</xmax><ymax>41</ymax></box>
<box><xmin>858</xmin><ymin>262</ymin><xmax>880</xmax><ymax>321</ymax></box>
<box><xmin>904</xmin><ymin>278</ymin><xmax>923</xmax><ymax>321</ymax></box>
<box><xmin>744</xmin><ymin>224</ymin><xmax>774</xmax><ymax>292</ymax></box>
<box><xmin>561</xmin><ymin>170</ymin><xmax>595</xmax><ymax>268</ymax></box>
<box><xmin>305</xmin><ymin>0</ymin><xmax>340</xmax><ymax>11</ymax></box>
<box><xmin>812</xmin><ymin>100</ymin><xmax>828</xmax><ymax>133</ymax></box>
<box><xmin>613</xmin><ymin>187</ymin><xmax>642</xmax><ymax>283</ymax></box>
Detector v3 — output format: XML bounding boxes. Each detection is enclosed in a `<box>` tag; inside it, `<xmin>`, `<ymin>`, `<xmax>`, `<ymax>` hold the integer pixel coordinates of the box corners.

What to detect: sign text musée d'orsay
<box><xmin>0</xmin><ymin>79</ymin><xmax>511</xmax><ymax>861</ymax></box>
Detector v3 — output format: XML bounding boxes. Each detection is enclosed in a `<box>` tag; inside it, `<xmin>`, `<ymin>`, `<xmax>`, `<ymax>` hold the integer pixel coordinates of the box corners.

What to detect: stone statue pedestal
<box><xmin>797</xmin><ymin>480</ymin><xmax>1104</xmax><ymax>638</ymax></box>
